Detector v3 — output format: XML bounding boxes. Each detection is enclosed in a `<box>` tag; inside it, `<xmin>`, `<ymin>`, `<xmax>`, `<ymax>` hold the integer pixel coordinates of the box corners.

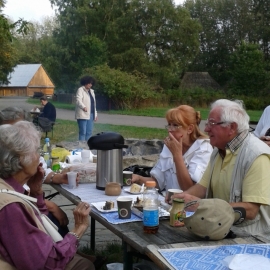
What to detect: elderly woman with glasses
<box><xmin>132</xmin><ymin>105</ymin><xmax>213</xmax><ymax>199</ymax></box>
<box><xmin>0</xmin><ymin>121</ymin><xmax>94</xmax><ymax>270</ymax></box>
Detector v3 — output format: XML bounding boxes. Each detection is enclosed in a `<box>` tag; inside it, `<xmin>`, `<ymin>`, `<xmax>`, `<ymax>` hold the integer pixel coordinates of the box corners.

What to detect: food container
<box><xmin>105</xmin><ymin>182</ymin><xmax>121</xmax><ymax>196</ymax></box>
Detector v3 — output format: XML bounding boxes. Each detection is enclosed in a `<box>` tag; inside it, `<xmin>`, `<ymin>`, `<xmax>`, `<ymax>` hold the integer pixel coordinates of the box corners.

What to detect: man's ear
<box><xmin>229</xmin><ymin>122</ymin><xmax>238</xmax><ymax>135</ymax></box>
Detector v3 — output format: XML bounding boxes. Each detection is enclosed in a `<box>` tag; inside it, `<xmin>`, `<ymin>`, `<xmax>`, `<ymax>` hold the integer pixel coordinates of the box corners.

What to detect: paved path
<box><xmin>0</xmin><ymin>96</ymin><xmax>213</xmax><ymax>129</ymax></box>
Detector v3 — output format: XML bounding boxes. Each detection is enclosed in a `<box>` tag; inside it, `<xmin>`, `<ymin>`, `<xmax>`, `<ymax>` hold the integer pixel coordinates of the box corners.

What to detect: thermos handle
<box><xmin>114</xmin><ymin>143</ymin><xmax>128</xmax><ymax>148</ymax></box>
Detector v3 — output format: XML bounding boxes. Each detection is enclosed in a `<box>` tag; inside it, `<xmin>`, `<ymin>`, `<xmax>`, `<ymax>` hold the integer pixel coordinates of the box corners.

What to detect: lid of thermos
<box><xmin>88</xmin><ymin>132</ymin><xmax>128</xmax><ymax>150</ymax></box>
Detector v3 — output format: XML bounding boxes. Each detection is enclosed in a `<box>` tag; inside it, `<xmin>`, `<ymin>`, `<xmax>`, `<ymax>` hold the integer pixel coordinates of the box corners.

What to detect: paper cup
<box><xmin>81</xmin><ymin>150</ymin><xmax>90</xmax><ymax>164</ymax></box>
<box><xmin>123</xmin><ymin>171</ymin><xmax>133</xmax><ymax>186</ymax></box>
<box><xmin>67</xmin><ymin>171</ymin><xmax>77</xmax><ymax>189</ymax></box>
<box><xmin>166</xmin><ymin>189</ymin><xmax>183</xmax><ymax>204</ymax></box>
<box><xmin>117</xmin><ymin>197</ymin><xmax>133</xmax><ymax>219</ymax></box>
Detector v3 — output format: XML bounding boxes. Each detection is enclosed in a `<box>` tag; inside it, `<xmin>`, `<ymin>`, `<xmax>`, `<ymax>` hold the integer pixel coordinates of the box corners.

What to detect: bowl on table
<box><xmin>105</xmin><ymin>182</ymin><xmax>121</xmax><ymax>196</ymax></box>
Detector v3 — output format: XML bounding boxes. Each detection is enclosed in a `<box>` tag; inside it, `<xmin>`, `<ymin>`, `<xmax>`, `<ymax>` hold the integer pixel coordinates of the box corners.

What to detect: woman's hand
<box><xmin>260</xmin><ymin>136</ymin><xmax>270</xmax><ymax>147</ymax></box>
<box><xmin>46</xmin><ymin>172</ymin><xmax>79</xmax><ymax>186</ymax></box>
<box><xmin>83</xmin><ymin>107</ymin><xmax>87</xmax><ymax>112</ymax></box>
<box><xmin>164</xmin><ymin>132</ymin><xmax>183</xmax><ymax>158</ymax></box>
<box><xmin>131</xmin><ymin>174</ymin><xmax>142</xmax><ymax>184</ymax></box>
<box><xmin>28</xmin><ymin>163</ymin><xmax>44</xmax><ymax>196</ymax></box>
<box><xmin>45</xmin><ymin>200</ymin><xmax>69</xmax><ymax>226</ymax></box>
<box><xmin>71</xmin><ymin>202</ymin><xmax>91</xmax><ymax>238</ymax></box>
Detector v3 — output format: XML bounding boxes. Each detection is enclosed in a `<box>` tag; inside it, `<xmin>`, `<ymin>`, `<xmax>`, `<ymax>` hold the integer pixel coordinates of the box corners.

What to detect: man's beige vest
<box><xmin>0</xmin><ymin>179</ymin><xmax>47</xmax><ymax>269</ymax></box>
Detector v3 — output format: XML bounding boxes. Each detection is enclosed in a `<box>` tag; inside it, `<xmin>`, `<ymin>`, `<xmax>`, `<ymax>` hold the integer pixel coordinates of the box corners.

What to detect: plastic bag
<box><xmin>51</xmin><ymin>147</ymin><xmax>70</xmax><ymax>162</ymax></box>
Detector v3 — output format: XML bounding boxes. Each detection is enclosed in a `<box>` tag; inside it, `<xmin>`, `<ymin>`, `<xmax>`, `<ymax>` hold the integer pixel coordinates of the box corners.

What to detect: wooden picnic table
<box><xmin>51</xmin><ymin>183</ymin><xmax>268</xmax><ymax>270</ymax></box>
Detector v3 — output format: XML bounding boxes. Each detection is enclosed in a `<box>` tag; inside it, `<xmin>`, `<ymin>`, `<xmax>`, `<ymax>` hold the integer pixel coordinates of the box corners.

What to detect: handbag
<box><xmin>123</xmin><ymin>165</ymin><xmax>153</xmax><ymax>177</ymax></box>
<box><xmin>0</xmin><ymin>189</ymin><xmax>63</xmax><ymax>243</ymax></box>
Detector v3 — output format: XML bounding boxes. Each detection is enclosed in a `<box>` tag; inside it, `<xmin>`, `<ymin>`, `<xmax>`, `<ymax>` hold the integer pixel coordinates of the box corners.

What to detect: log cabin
<box><xmin>0</xmin><ymin>64</ymin><xmax>55</xmax><ymax>98</ymax></box>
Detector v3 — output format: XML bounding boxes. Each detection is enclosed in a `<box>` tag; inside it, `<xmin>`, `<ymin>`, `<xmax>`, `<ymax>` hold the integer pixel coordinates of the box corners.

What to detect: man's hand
<box><xmin>171</xmin><ymin>192</ymin><xmax>201</xmax><ymax>205</ymax></box>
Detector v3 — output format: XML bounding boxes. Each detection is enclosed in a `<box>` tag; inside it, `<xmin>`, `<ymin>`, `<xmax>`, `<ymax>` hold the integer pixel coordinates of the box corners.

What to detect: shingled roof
<box><xmin>181</xmin><ymin>72</ymin><xmax>221</xmax><ymax>90</ymax></box>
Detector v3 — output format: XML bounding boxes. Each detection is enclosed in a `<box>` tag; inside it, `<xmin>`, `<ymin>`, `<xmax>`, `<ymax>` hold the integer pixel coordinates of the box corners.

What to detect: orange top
<box><xmin>145</xmin><ymin>181</ymin><xmax>156</xmax><ymax>187</ymax></box>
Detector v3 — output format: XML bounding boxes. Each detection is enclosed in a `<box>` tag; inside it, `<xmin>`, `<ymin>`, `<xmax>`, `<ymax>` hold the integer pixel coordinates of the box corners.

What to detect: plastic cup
<box><xmin>67</xmin><ymin>171</ymin><xmax>77</xmax><ymax>189</ymax></box>
<box><xmin>81</xmin><ymin>150</ymin><xmax>90</xmax><ymax>164</ymax></box>
<box><xmin>123</xmin><ymin>171</ymin><xmax>133</xmax><ymax>186</ymax></box>
<box><xmin>117</xmin><ymin>197</ymin><xmax>133</xmax><ymax>219</ymax></box>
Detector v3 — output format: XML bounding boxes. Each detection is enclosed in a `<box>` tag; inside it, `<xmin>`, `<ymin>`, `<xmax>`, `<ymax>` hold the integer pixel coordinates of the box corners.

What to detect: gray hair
<box><xmin>0</xmin><ymin>121</ymin><xmax>41</xmax><ymax>178</ymax></box>
<box><xmin>0</xmin><ymin>107</ymin><xmax>32</xmax><ymax>125</ymax></box>
<box><xmin>210</xmin><ymin>99</ymin><xmax>250</xmax><ymax>133</ymax></box>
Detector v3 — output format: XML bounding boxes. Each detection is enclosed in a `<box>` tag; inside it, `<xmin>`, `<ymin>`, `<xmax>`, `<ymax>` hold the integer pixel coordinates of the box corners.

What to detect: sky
<box><xmin>3</xmin><ymin>0</ymin><xmax>185</xmax><ymax>23</ymax></box>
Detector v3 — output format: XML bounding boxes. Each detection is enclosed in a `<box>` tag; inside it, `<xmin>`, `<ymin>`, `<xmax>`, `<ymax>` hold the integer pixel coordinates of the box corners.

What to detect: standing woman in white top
<box><xmin>75</xmin><ymin>76</ymin><xmax>98</xmax><ymax>142</ymax></box>
<box><xmin>132</xmin><ymin>105</ymin><xmax>213</xmax><ymax>194</ymax></box>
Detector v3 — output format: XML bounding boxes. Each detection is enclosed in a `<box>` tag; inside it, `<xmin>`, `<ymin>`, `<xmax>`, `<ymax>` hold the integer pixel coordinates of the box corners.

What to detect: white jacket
<box><xmin>75</xmin><ymin>86</ymin><xmax>97</xmax><ymax>120</ymax></box>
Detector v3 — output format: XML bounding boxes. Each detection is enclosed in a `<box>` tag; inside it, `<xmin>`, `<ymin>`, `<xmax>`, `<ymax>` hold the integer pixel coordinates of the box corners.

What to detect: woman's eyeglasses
<box><xmin>165</xmin><ymin>124</ymin><xmax>182</xmax><ymax>131</ymax></box>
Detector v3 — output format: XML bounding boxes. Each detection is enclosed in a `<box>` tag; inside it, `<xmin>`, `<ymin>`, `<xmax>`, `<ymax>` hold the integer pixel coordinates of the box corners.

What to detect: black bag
<box><xmin>123</xmin><ymin>165</ymin><xmax>153</xmax><ymax>177</ymax></box>
<box><xmin>37</xmin><ymin>117</ymin><xmax>53</xmax><ymax>132</ymax></box>
<box><xmin>265</xmin><ymin>128</ymin><xmax>270</xmax><ymax>136</ymax></box>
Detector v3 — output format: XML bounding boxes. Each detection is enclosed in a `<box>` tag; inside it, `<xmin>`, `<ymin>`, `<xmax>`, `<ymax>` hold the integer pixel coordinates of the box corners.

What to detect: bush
<box><xmin>84</xmin><ymin>64</ymin><xmax>161</xmax><ymax>109</ymax></box>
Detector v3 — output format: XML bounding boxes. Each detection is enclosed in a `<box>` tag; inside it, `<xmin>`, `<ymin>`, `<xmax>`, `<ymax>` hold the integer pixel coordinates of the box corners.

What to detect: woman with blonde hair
<box><xmin>132</xmin><ymin>105</ymin><xmax>212</xmax><ymax>195</ymax></box>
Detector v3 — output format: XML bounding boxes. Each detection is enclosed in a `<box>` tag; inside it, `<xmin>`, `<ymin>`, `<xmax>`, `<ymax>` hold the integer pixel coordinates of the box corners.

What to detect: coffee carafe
<box><xmin>88</xmin><ymin>132</ymin><xmax>127</xmax><ymax>190</ymax></box>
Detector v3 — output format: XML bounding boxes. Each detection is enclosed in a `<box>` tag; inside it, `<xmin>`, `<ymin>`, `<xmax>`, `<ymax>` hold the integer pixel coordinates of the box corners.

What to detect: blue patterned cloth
<box><xmin>159</xmin><ymin>244</ymin><xmax>270</xmax><ymax>270</ymax></box>
<box><xmin>92</xmin><ymin>208</ymin><xmax>142</xmax><ymax>224</ymax></box>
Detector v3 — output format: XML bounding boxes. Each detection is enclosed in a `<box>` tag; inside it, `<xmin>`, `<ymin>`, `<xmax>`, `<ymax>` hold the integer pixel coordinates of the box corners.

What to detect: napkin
<box><xmin>223</xmin><ymin>254</ymin><xmax>270</xmax><ymax>270</ymax></box>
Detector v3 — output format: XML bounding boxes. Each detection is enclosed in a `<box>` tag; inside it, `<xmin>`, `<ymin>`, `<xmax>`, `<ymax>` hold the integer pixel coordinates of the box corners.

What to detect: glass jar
<box><xmin>143</xmin><ymin>180</ymin><xmax>159</xmax><ymax>234</ymax></box>
<box><xmin>51</xmin><ymin>156</ymin><xmax>60</xmax><ymax>172</ymax></box>
<box><xmin>170</xmin><ymin>198</ymin><xmax>185</xmax><ymax>227</ymax></box>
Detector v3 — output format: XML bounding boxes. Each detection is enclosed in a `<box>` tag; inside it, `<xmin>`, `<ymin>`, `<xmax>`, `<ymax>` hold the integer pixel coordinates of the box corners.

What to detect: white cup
<box><xmin>166</xmin><ymin>189</ymin><xmax>183</xmax><ymax>203</ymax></box>
<box><xmin>67</xmin><ymin>171</ymin><xmax>77</xmax><ymax>189</ymax></box>
<box><xmin>81</xmin><ymin>150</ymin><xmax>90</xmax><ymax>164</ymax></box>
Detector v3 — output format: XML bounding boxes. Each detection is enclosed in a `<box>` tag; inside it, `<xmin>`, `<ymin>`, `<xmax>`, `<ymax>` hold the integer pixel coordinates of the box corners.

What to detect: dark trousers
<box><xmin>47</xmin><ymin>212</ymin><xmax>69</xmax><ymax>238</ymax></box>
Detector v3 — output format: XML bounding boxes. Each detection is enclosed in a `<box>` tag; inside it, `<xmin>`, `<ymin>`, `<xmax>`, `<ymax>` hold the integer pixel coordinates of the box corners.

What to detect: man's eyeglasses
<box><xmin>205</xmin><ymin>120</ymin><xmax>226</xmax><ymax>127</ymax></box>
<box><xmin>165</xmin><ymin>124</ymin><xmax>182</xmax><ymax>131</ymax></box>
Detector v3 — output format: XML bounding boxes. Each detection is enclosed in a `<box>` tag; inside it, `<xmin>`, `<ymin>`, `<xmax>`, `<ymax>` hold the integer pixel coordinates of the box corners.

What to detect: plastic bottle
<box><xmin>43</xmin><ymin>137</ymin><xmax>52</xmax><ymax>168</ymax></box>
<box><xmin>143</xmin><ymin>180</ymin><xmax>159</xmax><ymax>234</ymax></box>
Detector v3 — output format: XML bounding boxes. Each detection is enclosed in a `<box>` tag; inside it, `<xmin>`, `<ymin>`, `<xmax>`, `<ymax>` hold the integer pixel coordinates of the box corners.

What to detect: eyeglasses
<box><xmin>165</xmin><ymin>124</ymin><xmax>182</xmax><ymax>131</ymax></box>
<box><xmin>205</xmin><ymin>120</ymin><xmax>226</xmax><ymax>127</ymax></box>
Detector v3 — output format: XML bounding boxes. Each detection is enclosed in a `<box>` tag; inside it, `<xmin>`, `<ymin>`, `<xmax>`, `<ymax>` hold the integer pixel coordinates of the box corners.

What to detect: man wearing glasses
<box><xmin>174</xmin><ymin>99</ymin><xmax>270</xmax><ymax>236</ymax></box>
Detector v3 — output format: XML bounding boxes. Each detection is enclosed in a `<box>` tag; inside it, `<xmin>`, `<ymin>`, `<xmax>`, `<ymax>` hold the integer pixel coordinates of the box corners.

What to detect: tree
<box><xmin>48</xmin><ymin>0</ymin><xmax>201</xmax><ymax>91</ymax></box>
<box><xmin>0</xmin><ymin>0</ymin><xmax>29</xmax><ymax>83</ymax></box>
<box><xmin>184</xmin><ymin>0</ymin><xmax>256</xmax><ymax>85</ymax></box>
<box><xmin>227</xmin><ymin>42</ymin><xmax>269</xmax><ymax>96</ymax></box>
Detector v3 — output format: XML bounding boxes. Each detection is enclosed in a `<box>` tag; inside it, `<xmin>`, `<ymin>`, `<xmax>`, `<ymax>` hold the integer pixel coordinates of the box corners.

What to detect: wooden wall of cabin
<box><xmin>27</xmin><ymin>87</ymin><xmax>54</xmax><ymax>97</ymax></box>
<box><xmin>0</xmin><ymin>88</ymin><xmax>26</xmax><ymax>96</ymax></box>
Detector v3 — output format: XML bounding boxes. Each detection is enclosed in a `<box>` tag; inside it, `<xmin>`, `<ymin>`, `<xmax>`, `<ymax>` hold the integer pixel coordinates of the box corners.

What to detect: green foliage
<box><xmin>227</xmin><ymin>42</ymin><xmax>270</xmax><ymax>96</ymax></box>
<box><xmin>44</xmin><ymin>0</ymin><xmax>201</xmax><ymax>91</ymax></box>
<box><xmin>87</xmin><ymin>64</ymin><xmax>159</xmax><ymax>109</ymax></box>
<box><xmin>167</xmin><ymin>87</ymin><xmax>224</xmax><ymax>108</ymax></box>
<box><xmin>185</xmin><ymin>0</ymin><xmax>263</xmax><ymax>86</ymax></box>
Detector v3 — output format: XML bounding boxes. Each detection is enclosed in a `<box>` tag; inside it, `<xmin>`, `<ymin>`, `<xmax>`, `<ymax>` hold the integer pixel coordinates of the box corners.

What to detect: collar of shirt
<box><xmin>227</xmin><ymin>130</ymin><xmax>249</xmax><ymax>153</ymax></box>
<box><xmin>3</xmin><ymin>177</ymin><xmax>26</xmax><ymax>193</ymax></box>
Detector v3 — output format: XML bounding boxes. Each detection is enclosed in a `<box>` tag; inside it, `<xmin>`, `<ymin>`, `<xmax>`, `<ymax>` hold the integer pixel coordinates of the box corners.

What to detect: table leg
<box><xmin>91</xmin><ymin>217</ymin><xmax>95</xmax><ymax>251</ymax></box>
<box><xmin>123</xmin><ymin>241</ymin><xmax>133</xmax><ymax>270</ymax></box>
